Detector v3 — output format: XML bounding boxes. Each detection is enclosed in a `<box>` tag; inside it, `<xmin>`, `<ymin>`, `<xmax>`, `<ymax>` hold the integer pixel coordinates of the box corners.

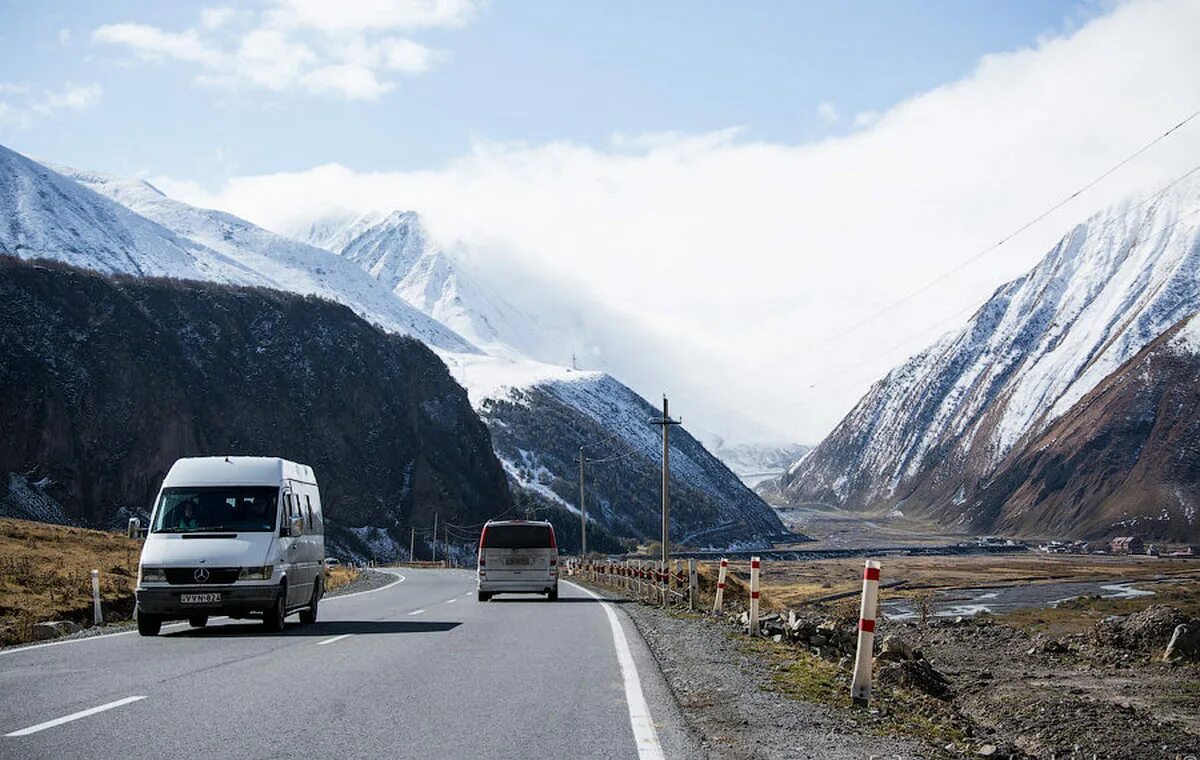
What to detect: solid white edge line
<box><xmin>564</xmin><ymin>581</ymin><xmax>665</xmax><ymax>760</ymax></box>
<box><xmin>0</xmin><ymin>569</ymin><xmax>407</xmax><ymax>658</ymax></box>
<box><xmin>5</xmin><ymin>696</ymin><xmax>147</xmax><ymax>737</ymax></box>
<box><xmin>315</xmin><ymin>634</ymin><xmax>352</xmax><ymax>646</ymax></box>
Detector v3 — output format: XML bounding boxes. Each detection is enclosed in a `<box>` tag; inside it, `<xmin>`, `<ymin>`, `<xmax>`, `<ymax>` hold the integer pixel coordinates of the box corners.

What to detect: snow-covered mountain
<box><xmin>1</xmin><ymin>143</ymin><xmax>786</xmax><ymax>549</ymax></box>
<box><xmin>0</xmin><ymin>147</ymin><xmax>474</xmax><ymax>352</ymax></box>
<box><xmin>697</xmin><ymin>435</ymin><xmax>810</xmax><ymax>488</ymax></box>
<box><xmin>290</xmin><ymin>210</ymin><xmax>590</xmax><ymax>362</ymax></box>
<box><xmin>292</xmin><ymin>209</ymin><xmax>789</xmax><ymax>546</ymax></box>
<box><xmin>780</xmin><ymin>174</ymin><xmax>1200</xmax><ymax>539</ymax></box>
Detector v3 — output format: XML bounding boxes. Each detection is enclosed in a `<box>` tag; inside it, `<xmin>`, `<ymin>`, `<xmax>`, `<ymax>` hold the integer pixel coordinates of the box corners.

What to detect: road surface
<box><xmin>0</xmin><ymin>569</ymin><xmax>697</xmax><ymax>759</ymax></box>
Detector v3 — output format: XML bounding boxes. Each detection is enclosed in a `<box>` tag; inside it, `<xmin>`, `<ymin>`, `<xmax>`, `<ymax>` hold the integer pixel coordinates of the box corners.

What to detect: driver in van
<box><xmin>176</xmin><ymin>500</ymin><xmax>199</xmax><ymax>531</ymax></box>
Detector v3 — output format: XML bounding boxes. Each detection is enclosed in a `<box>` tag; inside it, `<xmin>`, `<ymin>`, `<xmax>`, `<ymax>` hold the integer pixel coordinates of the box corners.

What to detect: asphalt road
<box><xmin>0</xmin><ymin>569</ymin><xmax>698</xmax><ymax>759</ymax></box>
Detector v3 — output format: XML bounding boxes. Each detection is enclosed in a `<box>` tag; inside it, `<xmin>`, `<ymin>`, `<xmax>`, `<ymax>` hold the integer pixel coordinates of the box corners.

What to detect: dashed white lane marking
<box><xmin>445</xmin><ymin>598</ymin><xmax>457</xmax><ymax>604</ymax></box>
<box><xmin>0</xmin><ymin>571</ymin><xmax>408</xmax><ymax>658</ymax></box>
<box><xmin>5</xmin><ymin>696</ymin><xmax>147</xmax><ymax>737</ymax></box>
<box><xmin>407</xmin><ymin>609</ymin><xmax>426</xmax><ymax>616</ymax></box>
<box><xmin>316</xmin><ymin>634</ymin><xmax>352</xmax><ymax>646</ymax></box>
<box><xmin>565</xmin><ymin>581</ymin><xmax>664</xmax><ymax>760</ymax></box>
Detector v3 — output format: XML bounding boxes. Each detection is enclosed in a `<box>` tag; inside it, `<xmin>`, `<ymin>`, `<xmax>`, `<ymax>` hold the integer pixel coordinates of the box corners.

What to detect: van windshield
<box><xmin>152</xmin><ymin>486</ymin><xmax>279</xmax><ymax>533</ymax></box>
<box><xmin>482</xmin><ymin>524</ymin><xmax>553</xmax><ymax>549</ymax></box>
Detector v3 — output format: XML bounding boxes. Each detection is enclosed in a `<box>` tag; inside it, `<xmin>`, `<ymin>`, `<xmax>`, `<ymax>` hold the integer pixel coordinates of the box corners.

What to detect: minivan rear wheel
<box><xmin>299</xmin><ymin>579</ymin><xmax>321</xmax><ymax>625</ymax></box>
<box><xmin>188</xmin><ymin>615</ymin><xmax>208</xmax><ymax>629</ymax></box>
<box><xmin>136</xmin><ymin>607</ymin><xmax>162</xmax><ymax>636</ymax></box>
<box><xmin>263</xmin><ymin>584</ymin><xmax>287</xmax><ymax>632</ymax></box>
<box><xmin>477</xmin><ymin>590</ymin><xmax>491</xmax><ymax>602</ymax></box>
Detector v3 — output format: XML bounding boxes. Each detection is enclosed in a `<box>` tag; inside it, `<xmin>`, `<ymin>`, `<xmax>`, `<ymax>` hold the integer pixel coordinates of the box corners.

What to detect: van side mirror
<box><xmin>289</xmin><ymin>515</ymin><xmax>304</xmax><ymax>537</ymax></box>
<box><xmin>127</xmin><ymin>518</ymin><xmax>141</xmax><ymax>540</ymax></box>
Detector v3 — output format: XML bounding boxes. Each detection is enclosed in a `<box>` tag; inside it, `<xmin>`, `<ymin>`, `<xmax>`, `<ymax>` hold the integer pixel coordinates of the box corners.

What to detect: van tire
<box><xmin>299</xmin><ymin>580</ymin><xmax>321</xmax><ymax>625</ymax></box>
<box><xmin>477</xmin><ymin>591</ymin><xmax>491</xmax><ymax>602</ymax></box>
<box><xmin>136</xmin><ymin>608</ymin><xmax>162</xmax><ymax>637</ymax></box>
<box><xmin>264</xmin><ymin>584</ymin><xmax>287</xmax><ymax>632</ymax></box>
<box><xmin>547</xmin><ymin>585</ymin><xmax>558</xmax><ymax>602</ymax></box>
<box><xmin>188</xmin><ymin>615</ymin><xmax>208</xmax><ymax>628</ymax></box>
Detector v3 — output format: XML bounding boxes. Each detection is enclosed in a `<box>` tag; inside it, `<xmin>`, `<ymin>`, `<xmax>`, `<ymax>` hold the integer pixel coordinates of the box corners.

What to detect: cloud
<box><xmin>91</xmin><ymin>1</ymin><xmax>480</xmax><ymax>101</ymax></box>
<box><xmin>853</xmin><ymin>110</ymin><xmax>880</xmax><ymax>128</ymax></box>
<box><xmin>0</xmin><ymin>82</ymin><xmax>102</xmax><ymax>127</ymax></box>
<box><xmin>161</xmin><ymin>0</ymin><xmax>1200</xmax><ymax>442</ymax></box>
<box><xmin>816</xmin><ymin>101</ymin><xmax>839</xmax><ymax>124</ymax></box>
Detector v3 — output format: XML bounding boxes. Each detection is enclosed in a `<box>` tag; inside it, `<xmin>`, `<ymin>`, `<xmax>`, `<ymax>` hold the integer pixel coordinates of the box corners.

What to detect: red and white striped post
<box><xmin>851</xmin><ymin>559</ymin><xmax>882</xmax><ymax>706</ymax></box>
<box><xmin>748</xmin><ymin>556</ymin><xmax>761</xmax><ymax>636</ymax></box>
<box><xmin>712</xmin><ymin>558</ymin><xmax>729</xmax><ymax>613</ymax></box>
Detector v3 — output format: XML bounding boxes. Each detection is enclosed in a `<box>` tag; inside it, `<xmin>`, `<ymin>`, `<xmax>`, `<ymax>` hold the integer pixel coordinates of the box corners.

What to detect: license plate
<box><xmin>181</xmin><ymin>593</ymin><xmax>221</xmax><ymax>604</ymax></box>
<box><xmin>505</xmin><ymin>558</ymin><xmax>530</xmax><ymax>566</ymax></box>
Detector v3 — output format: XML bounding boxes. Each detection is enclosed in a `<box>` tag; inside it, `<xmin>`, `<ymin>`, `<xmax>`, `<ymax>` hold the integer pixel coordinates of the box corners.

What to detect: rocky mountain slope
<box><xmin>0</xmin><ymin>146</ymin><xmax>474</xmax><ymax>352</ymax></box>
<box><xmin>0</xmin><ymin>257</ymin><xmax>513</xmax><ymax>560</ymax></box>
<box><xmin>972</xmin><ymin>313</ymin><xmax>1200</xmax><ymax>540</ymax></box>
<box><xmin>779</xmin><ymin>174</ymin><xmax>1200</xmax><ymax>541</ymax></box>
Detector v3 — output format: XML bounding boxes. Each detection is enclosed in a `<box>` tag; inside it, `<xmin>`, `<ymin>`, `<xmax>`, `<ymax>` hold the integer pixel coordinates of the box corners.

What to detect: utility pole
<box><xmin>432</xmin><ymin>512</ymin><xmax>438</xmax><ymax>562</ymax></box>
<box><xmin>649</xmin><ymin>395</ymin><xmax>681</xmax><ymax>566</ymax></box>
<box><xmin>444</xmin><ymin>523</ymin><xmax>449</xmax><ymax>567</ymax></box>
<box><xmin>578</xmin><ymin>447</ymin><xmax>587</xmax><ymax>560</ymax></box>
<box><xmin>410</xmin><ymin>527</ymin><xmax>415</xmax><ymax>562</ymax></box>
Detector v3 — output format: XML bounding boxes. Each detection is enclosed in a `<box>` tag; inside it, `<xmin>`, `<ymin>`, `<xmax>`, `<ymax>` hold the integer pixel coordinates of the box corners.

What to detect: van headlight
<box><xmin>238</xmin><ymin>566</ymin><xmax>274</xmax><ymax>581</ymax></box>
<box><xmin>139</xmin><ymin>566</ymin><xmax>165</xmax><ymax>583</ymax></box>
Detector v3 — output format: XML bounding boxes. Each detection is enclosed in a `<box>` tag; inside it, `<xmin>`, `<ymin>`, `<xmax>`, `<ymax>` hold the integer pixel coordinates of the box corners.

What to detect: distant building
<box><xmin>1110</xmin><ymin>536</ymin><xmax>1145</xmax><ymax>555</ymax></box>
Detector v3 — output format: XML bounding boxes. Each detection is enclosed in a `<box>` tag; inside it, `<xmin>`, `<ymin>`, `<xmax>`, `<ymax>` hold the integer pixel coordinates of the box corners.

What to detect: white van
<box><xmin>476</xmin><ymin>520</ymin><xmax>558</xmax><ymax>602</ymax></box>
<box><xmin>134</xmin><ymin>456</ymin><xmax>325</xmax><ymax>635</ymax></box>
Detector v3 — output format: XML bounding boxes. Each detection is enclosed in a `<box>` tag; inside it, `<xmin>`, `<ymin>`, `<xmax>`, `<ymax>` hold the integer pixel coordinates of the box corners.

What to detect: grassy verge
<box><xmin>0</xmin><ymin>518</ymin><xmax>141</xmax><ymax>645</ymax></box>
<box><xmin>324</xmin><ymin>565</ymin><xmax>360</xmax><ymax>593</ymax></box>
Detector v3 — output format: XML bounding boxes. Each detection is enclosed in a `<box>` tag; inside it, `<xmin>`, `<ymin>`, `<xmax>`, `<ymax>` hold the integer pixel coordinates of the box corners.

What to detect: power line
<box><xmin>755</xmin><ymin>107</ymin><xmax>1200</xmax><ymax>366</ymax></box>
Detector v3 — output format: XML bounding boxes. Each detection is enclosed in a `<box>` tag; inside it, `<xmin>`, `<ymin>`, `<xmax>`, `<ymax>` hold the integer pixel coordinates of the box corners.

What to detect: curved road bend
<box><xmin>0</xmin><ymin>569</ymin><xmax>698</xmax><ymax>759</ymax></box>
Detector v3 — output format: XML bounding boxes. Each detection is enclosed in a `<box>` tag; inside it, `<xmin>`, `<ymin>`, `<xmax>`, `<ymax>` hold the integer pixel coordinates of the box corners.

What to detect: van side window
<box><xmin>305</xmin><ymin>495</ymin><xmax>314</xmax><ymax>529</ymax></box>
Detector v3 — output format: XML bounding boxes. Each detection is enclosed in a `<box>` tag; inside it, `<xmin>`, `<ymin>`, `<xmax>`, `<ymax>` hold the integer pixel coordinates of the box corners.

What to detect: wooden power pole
<box><xmin>650</xmin><ymin>396</ymin><xmax>681</xmax><ymax>565</ymax></box>
<box><xmin>578</xmin><ymin>448</ymin><xmax>587</xmax><ymax>560</ymax></box>
<box><xmin>432</xmin><ymin>512</ymin><xmax>438</xmax><ymax>562</ymax></box>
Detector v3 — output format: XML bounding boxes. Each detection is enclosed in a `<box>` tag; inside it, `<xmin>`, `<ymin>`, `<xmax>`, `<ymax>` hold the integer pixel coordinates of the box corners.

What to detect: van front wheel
<box><xmin>264</xmin><ymin>584</ymin><xmax>287</xmax><ymax>632</ymax></box>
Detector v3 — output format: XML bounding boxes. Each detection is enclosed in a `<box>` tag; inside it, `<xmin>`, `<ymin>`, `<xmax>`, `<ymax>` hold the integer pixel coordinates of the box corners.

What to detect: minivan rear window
<box><xmin>482</xmin><ymin>524</ymin><xmax>553</xmax><ymax>549</ymax></box>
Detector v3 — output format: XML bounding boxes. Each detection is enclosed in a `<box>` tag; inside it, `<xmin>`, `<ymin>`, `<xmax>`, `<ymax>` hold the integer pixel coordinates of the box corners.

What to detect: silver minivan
<box><xmin>476</xmin><ymin>520</ymin><xmax>558</xmax><ymax>601</ymax></box>
<box><xmin>134</xmin><ymin>456</ymin><xmax>325</xmax><ymax>635</ymax></box>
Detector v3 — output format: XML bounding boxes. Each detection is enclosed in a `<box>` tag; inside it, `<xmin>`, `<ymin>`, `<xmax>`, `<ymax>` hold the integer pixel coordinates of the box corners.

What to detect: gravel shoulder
<box><xmin>617</xmin><ymin>596</ymin><xmax>924</xmax><ymax>759</ymax></box>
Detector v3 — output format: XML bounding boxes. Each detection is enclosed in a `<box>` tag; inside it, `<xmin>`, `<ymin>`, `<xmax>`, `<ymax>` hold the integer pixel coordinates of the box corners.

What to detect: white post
<box><xmin>851</xmin><ymin>559</ymin><xmax>882</xmax><ymax>707</ymax></box>
<box><xmin>90</xmin><ymin>569</ymin><xmax>103</xmax><ymax>626</ymax></box>
<box><xmin>688</xmin><ymin>559</ymin><xmax>697</xmax><ymax>610</ymax></box>
<box><xmin>713</xmin><ymin>558</ymin><xmax>728</xmax><ymax>613</ymax></box>
<box><xmin>748</xmin><ymin>557</ymin><xmax>761</xmax><ymax>636</ymax></box>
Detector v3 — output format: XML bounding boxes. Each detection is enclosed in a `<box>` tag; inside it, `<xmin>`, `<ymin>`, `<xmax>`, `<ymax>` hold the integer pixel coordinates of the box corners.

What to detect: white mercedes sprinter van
<box><xmin>476</xmin><ymin>519</ymin><xmax>558</xmax><ymax>602</ymax></box>
<box><xmin>134</xmin><ymin>456</ymin><xmax>325</xmax><ymax>636</ymax></box>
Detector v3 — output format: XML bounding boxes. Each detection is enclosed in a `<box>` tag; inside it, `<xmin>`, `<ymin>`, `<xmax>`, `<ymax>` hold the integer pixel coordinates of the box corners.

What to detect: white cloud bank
<box><xmin>162</xmin><ymin>0</ymin><xmax>1200</xmax><ymax>443</ymax></box>
<box><xmin>92</xmin><ymin>0</ymin><xmax>481</xmax><ymax>100</ymax></box>
<box><xmin>0</xmin><ymin>82</ymin><xmax>102</xmax><ymax>128</ymax></box>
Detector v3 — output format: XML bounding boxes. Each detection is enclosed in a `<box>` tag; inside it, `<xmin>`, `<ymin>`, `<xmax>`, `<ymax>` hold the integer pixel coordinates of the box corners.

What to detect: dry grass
<box><xmin>0</xmin><ymin>518</ymin><xmax>141</xmax><ymax>645</ymax></box>
<box><xmin>1000</xmin><ymin>578</ymin><xmax>1200</xmax><ymax>636</ymax></box>
<box><xmin>323</xmin><ymin>565</ymin><xmax>360</xmax><ymax>593</ymax></box>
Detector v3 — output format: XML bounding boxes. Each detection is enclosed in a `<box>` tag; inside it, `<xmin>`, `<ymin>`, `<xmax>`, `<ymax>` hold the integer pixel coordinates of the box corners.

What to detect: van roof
<box><xmin>162</xmin><ymin>456</ymin><xmax>317</xmax><ymax>487</ymax></box>
<box><xmin>485</xmin><ymin>519</ymin><xmax>552</xmax><ymax>527</ymax></box>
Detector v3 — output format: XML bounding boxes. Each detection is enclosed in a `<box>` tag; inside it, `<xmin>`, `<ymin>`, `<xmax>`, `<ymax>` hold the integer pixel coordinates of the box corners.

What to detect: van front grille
<box><xmin>164</xmin><ymin>567</ymin><xmax>240</xmax><ymax>585</ymax></box>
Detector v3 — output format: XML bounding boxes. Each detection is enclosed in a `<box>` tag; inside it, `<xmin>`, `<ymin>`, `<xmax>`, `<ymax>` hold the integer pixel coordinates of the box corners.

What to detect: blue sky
<box><xmin>0</xmin><ymin>1</ymin><xmax>1097</xmax><ymax>183</ymax></box>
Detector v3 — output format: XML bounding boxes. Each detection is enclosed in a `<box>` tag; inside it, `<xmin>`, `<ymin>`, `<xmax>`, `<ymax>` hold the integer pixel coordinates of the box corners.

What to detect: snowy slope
<box><xmin>10</xmin><ymin>154</ymin><xmax>475</xmax><ymax>352</ymax></box>
<box><xmin>782</xmin><ymin>174</ymin><xmax>1200</xmax><ymax>530</ymax></box>
<box><xmin>291</xmin><ymin>210</ymin><xmax>594</xmax><ymax>363</ymax></box>
<box><xmin>0</xmin><ymin>145</ymin><xmax>269</xmax><ymax>285</ymax></box>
